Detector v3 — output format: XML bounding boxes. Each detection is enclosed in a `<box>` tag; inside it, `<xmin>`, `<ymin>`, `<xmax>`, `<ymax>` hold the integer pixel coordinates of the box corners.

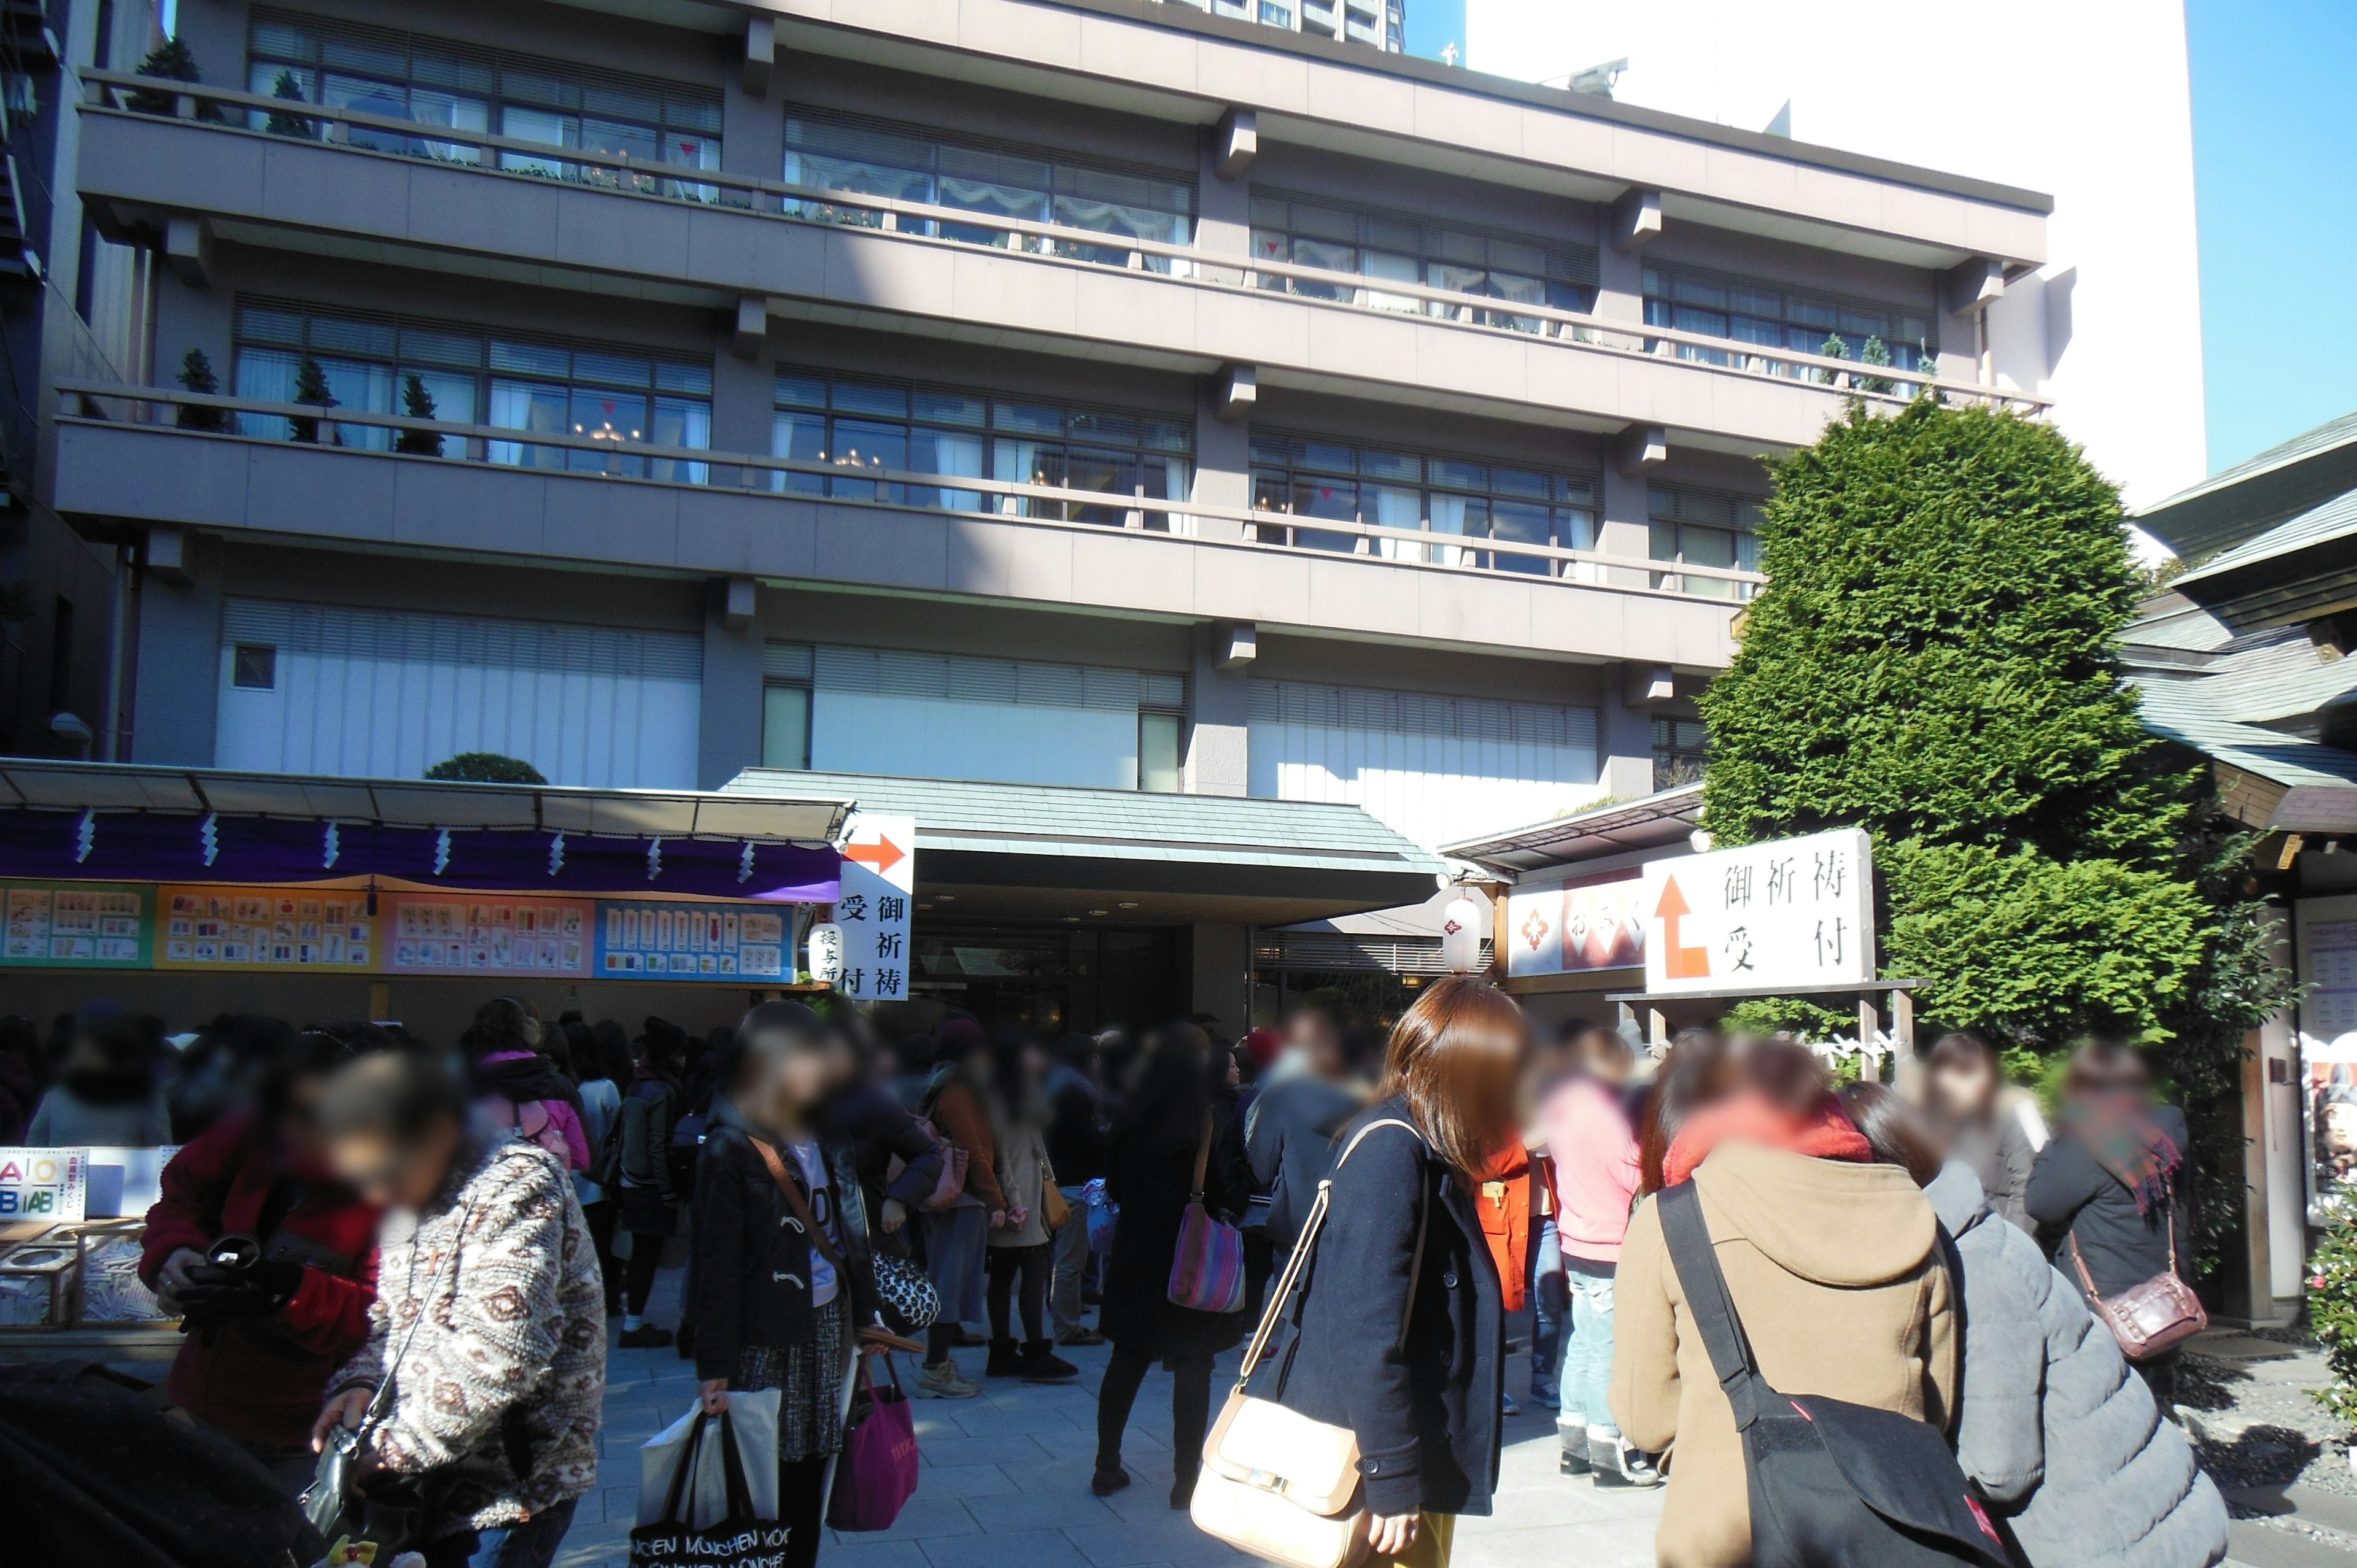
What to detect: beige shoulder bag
<box><xmin>1189</xmin><ymin>1118</ymin><xmax>1426</xmax><ymax>1568</ymax></box>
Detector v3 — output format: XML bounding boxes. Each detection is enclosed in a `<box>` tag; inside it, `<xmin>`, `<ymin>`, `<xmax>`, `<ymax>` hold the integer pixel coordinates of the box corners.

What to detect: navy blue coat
<box><xmin>1246</xmin><ymin>1097</ymin><xmax>1503</xmax><ymax>1518</ymax></box>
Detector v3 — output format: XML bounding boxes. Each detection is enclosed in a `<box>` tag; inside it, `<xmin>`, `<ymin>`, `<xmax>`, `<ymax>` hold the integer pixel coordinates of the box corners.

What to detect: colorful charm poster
<box><xmin>386</xmin><ymin>895</ymin><xmax>591</xmax><ymax>977</ymax></box>
<box><xmin>0</xmin><ymin>1149</ymin><xmax>86</xmax><ymax>1222</ymax></box>
<box><xmin>154</xmin><ymin>887</ymin><xmax>376</xmax><ymax>971</ymax></box>
<box><xmin>595</xmin><ymin>902</ymin><xmax>788</xmax><ymax>981</ymax></box>
<box><xmin>0</xmin><ymin>882</ymin><xmax>151</xmax><ymax>968</ymax></box>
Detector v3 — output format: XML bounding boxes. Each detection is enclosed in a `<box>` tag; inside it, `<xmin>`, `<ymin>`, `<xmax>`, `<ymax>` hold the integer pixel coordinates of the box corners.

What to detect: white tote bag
<box><xmin>639</xmin><ymin>1389</ymin><xmax>782</xmax><ymax>1527</ymax></box>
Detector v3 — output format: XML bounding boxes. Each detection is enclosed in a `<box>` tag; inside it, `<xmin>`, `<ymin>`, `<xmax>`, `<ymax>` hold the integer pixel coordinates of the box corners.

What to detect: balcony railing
<box><xmin>77</xmin><ymin>70</ymin><xmax>2052</xmax><ymax>418</ymax></box>
<box><xmin>59</xmin><ymin>380</ymin><xmax>1769</xmax><ymax>600</ymax></box>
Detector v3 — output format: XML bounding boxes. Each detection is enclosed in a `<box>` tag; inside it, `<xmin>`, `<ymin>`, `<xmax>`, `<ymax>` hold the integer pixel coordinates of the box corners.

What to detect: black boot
<box><xmin>985</xmin><ymin>1337</ymin><xmax>1023</xmax><ymax>1377</ymax></box>
<box><xmin>1020</xmin><ymin>1339</ymin><xmax>1079</xmax><ymax>1383</ymax></box>
<box><xmin>1091</xmin><ymin>1460</ymin><xmax>1131</xmax><ymax>1496</ymax></box>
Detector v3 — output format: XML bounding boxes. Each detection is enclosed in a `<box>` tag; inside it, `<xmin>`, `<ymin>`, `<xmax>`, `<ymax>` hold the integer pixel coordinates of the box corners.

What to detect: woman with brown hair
<box><xmin>1245</xmin><ymin>976</ymin><xmax>1529</xmax><ymax>1567</ymax></box>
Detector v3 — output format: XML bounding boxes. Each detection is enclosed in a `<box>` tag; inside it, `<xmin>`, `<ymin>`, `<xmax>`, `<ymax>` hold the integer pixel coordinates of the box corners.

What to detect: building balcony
<box><xmin>77</xmin><ymin>74</ymin><xmax>2047</xmax><ymax>454</ymax></box>
<box><xmin>55</xmin><ymin>381</ymin><xmax>1749</xmax><ymax>667</ymax></box>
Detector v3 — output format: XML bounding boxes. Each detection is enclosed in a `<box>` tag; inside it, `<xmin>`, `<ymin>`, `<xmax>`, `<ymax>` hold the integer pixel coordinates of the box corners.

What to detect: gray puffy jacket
<box><xmin>1927</xmin><ymin>1161</ymin><xmax>2226</xmax><ymax>1568</ymax></box>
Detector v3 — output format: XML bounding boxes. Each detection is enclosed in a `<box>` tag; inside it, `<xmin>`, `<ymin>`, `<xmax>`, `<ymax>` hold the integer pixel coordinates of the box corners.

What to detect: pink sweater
<box><xmin>1539</xmin><ymin>1075</ymin><xmax>1641</xmax><ymax>1263</ymax></box>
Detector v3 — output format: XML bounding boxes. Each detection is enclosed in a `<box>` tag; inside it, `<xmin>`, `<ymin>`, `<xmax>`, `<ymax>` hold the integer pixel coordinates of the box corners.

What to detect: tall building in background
<box><xmin>1466</xmin><ymin>0</ymin><xmax>2206</xmax><ymax>524</ymax></box>
<box><xmin>1161</xmin><ymin>0</ymin><xmax>1404</xmax><ymax>52</ymax></box>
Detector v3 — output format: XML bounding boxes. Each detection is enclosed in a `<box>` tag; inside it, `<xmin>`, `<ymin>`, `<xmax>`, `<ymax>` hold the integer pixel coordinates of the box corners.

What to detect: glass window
<box><xmin>785</xmin><ymin>110</ymin><xmax>1193</xmax><ymax>271</ymax></box>
<box><xmin>230</xmin><ymin>299</ymin><xmax>711</xmax><ymax>482</ymax></box>
<box><xmin>232</xmin><ymin>644</ymin><xmax>277</xmax><ymax>689</ymax></box>
<box><xmin>247</xmin><ymin>9</ymin><xmax>722</xmax><ymax>200</ymax></box>
<box><xmin>1250</xmin><ymin>432</ymin><xmax>1600</xmax><ymax>575</ymax></box>
<box><xmin>762</xmin><ymin>684</ymin><xmax>811</xmax><ymax>770</ymax></box>
<box><xmin>1647</xmin><ymin>485</ymin><xmax>1764</xmax><ymax>600</ymax></box>
<box><xmin>1643</xmin><ymin>263</ymin><xmax>1937</xmax><ymax>382</ymax></box>
<box><xmin>1139</xmin><ymin>711</ymin><xmax>1182</xmax><ymax>792</ymax></box>
<box><xmin>768</xmin><ymin>370</ymin><xmax>1191</xmax><ymax>528</ymax></box>
<box><xmin>1248</xmin><ymin>191</ymin><xmax>1599</xmax><ymax>337</ymax></box>
<box><xmin>1653</xmin><ymin>716</ymin><xmax>1707</xmax><ymax>790</ymax></box>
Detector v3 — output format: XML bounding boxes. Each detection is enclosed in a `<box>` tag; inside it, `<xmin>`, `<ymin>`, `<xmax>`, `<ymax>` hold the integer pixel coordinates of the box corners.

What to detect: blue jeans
<box><xmin>1557</xmin><ymin>1269</ymin><xmax>1617</xmax><ymax>1431</ymax></box>
<box><xmin>468</xmin><ymin>1496</ymin><xmax>579</xmax><ymax>1568</ymax></box>
<box><xmin>1528</xmin><ymin>1215</ymin><xmax>1565</xmax><ymax>1404</ymax></box>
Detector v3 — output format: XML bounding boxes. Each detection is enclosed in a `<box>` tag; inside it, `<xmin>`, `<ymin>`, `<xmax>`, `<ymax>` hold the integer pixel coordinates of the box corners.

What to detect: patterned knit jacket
<box><xmin>330</xmin><ymin>1131</ymin><xmax>606</xmax><ymax>1531</ymax></box>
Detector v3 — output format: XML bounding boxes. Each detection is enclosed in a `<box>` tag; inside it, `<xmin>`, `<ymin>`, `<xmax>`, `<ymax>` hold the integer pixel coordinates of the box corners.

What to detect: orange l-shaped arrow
<box><xmin>1657</xmin><ymin>875</ymin><xmax>1713</xmax><ymax>979</ymax></box>
<box><xmin>844</xmin><ymin>835</ymin><xmax>905</xmax><ymax>876</ymax></box>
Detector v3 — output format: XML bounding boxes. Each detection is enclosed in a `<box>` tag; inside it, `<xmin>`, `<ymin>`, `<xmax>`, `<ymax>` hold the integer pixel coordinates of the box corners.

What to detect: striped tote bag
<box><xmin>1167</xmin><ymin>1108</ymin><xmax>1247</xmax><ymax>1314</ymax></box>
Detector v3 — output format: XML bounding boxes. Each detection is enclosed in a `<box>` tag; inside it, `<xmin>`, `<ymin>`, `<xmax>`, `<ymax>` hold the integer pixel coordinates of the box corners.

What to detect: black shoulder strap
<box><xmin>1657</xmin><ymin>1181</ymin><xmax>1767</xmax><ymax>1428</ymax></box>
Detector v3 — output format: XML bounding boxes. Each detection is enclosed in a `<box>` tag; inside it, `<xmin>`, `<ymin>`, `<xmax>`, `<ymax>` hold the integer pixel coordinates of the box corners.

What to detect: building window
<box><xmin>1648</xmin><ymin>485</ymin><xmax>1762</xmax><ymax>601</ymax></box>
<box><xmin>1643</xmin><ymin>263</ymin><xmax>1935</xmax><ymax>378</ymax></box>
<box><xmin>45</xmin><ymin>596</ymin><xmax>72</xmax><ymax>716</ymax></box>
<box><xmin>770</xmin><ymin>371</ymin><xmax>1191</xmax><ymax>528</ymax></box>
<box><xmin>1654</xmin><ymin>717</ymin><xmax>1708</xmax><ymax>790</ymax></box>
<box><xmin>1249</xmin><ymin>192</ymin><xmax>1599</xmax><ymax>334</ymax></box>
<box><xmin>231</xmin><ymin>299</ymin><xmax>713</xmax><ymax>481</ymax></box>
<box><xmin>245</xmin><ymin>9</ymin><xmax>722</xmax><ymax>199</ymax></box>
<box><xmin>783</xmin><ymin>109</ymin><xmax>1193</xmax><ymax>271</ymax></box>
<box><xmin>762</xmin><ymin>642</ymin><xmax>813</xmax><ymax>770</ymax></box>
<box><xmin>231</xmin><ymin>644</ymin><xmax>277</xmax><ymax>690</ymax></box>
<box><xmin>1139</xmin><ymin>710</ymin><xmax>1183</xmax><ymax>792</ymax></box>
<box><xmin>1249</xmin><ymin>433</ymin><xmax>1598</xmax><ymax>576</ymax></box>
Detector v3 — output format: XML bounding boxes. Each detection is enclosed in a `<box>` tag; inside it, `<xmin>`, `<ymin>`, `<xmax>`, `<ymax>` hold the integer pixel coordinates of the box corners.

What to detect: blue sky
<box><xmin>1406</xmin><ymin>0</ymin><xmax>2357</xmax><ymax>474</ymax></box>
<box><xmin>2188</xmin><ymin>0</ymin><xmax>2357</xmax><ymax>469</ymax></box>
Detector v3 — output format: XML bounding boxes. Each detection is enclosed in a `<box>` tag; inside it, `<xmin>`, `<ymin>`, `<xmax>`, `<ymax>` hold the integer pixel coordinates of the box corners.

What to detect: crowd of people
<box><xmin>0</xmin><ymin>981</ymin><xmax>2237</xmax><ymax>1568</ymax></box>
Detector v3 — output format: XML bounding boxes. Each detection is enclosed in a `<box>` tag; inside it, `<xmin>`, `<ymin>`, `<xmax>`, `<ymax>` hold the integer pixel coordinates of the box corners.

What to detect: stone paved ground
<box><xmin>553</xmin><ymin>1278</ymin><xmax>2327</xmax><ymax>1568</ymax></box>
<box><xmin>554</xmin><ymin>1269</ymin><xmax>1665</xmax><ymax>1568</ymax></box>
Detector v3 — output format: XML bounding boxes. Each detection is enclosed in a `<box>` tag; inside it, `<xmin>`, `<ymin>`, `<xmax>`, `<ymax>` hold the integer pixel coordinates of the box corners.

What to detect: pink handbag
<box><xmin>829</xmin><ymin>1351</ymin><xmax>921</xmax><ymax>1531</ymax></box>
<box><xmin>1167</xmin><ymin>1110</ymin><xmax>1246</xmax><ymax>1314</ymax></box>
<box><xmin>887</xmin><ymin>1116</ymin><xmax>970</xmax><ymax>1210</ymax></box>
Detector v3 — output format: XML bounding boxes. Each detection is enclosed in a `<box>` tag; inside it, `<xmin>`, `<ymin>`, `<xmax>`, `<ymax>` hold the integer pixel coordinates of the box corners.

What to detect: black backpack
<box><xmin>1656</xmin><ymin>1181</ymin><xmax>2012</xmax><ymax>1568</ymax></box>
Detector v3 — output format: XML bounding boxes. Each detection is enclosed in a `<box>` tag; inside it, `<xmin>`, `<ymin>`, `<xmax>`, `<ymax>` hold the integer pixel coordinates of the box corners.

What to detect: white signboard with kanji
<box><xmin>832</xmin><ymin>813</ymin><xmax>915</xmax><ymax>1003</ymax></box>
<box><xmin>1640</xmin><ymin>827</ymin><xmax>1875</xmax><ymax>995</ymax></box>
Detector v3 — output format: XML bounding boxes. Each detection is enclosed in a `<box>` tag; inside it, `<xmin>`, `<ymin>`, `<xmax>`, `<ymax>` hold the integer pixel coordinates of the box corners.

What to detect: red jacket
<box><xmin>141</xmin><ymin>1115</ymin><xmax>382</xmax><ymax>1445</ymax></box>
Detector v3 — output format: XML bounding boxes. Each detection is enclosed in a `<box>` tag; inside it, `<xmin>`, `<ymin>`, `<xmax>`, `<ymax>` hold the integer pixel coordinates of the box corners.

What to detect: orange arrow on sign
<box><xmin>843</xmin><ymin>835</ymin><xmax>905</xmax><ymax>876</ymax></box>
<box><xmin>1656</xmin><ymin>875</ymin><xmax>1713</xmax><ymax>979</ymax></box>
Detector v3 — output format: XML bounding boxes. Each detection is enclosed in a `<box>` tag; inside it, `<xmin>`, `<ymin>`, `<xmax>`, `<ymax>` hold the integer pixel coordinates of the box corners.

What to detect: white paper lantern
<box><xmin>1441</xmin><ymin>895</ymin><xmax>1482</xmax><ymax>975</ymax></box>
<box><xmin>806</xmin><ymin>921</ymin><xmax>846</xmax><ymax>984</ymax></box>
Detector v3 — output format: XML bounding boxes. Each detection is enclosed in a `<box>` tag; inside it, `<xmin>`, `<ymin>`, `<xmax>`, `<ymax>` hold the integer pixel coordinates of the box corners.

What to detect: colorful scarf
<box><xmin>1662</xmin><ymin>1091</ymin><xmax>1872</xmax><ymax>1188</ymax></box>
<box><xmin>2061</xmin><ymin>1098</ymin><xmax>2180</xmax><ymax>1214</ymax></box>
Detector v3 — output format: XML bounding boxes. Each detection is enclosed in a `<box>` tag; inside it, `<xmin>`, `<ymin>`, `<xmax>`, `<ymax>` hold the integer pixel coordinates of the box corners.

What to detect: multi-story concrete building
<box><xmin>21</xmin><ymin>0</ymin><xmax>2049</xmax><ymax>1029</ymax></box>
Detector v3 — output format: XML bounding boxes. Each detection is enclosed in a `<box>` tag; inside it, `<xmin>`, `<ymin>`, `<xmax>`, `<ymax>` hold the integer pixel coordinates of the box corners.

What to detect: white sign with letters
<box><xmin>1641</xmin><ymin>828</ymin><xmax>1876</xmax><ymax>995</ymax></box>
<box><xmin>832</xmin><ymin>813</ymin><xmax>915</xmax><ymax>1002</ymax></box>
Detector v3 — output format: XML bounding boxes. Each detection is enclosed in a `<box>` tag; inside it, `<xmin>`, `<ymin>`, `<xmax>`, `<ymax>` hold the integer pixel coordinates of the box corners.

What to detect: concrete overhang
<box><xmin>711</xmin><ymin>0</ymin><xmax>2047</xmax><ymax>271</ymax></box>
<box><xmin>77</xmin><ymin>107</ymin><xmax>1899</xmax><ymax>458</ymax></box>
<box><xmin>53</xmin><ymin>417</ymin><xmax>1746</xmax><ymax>668</ymax></box>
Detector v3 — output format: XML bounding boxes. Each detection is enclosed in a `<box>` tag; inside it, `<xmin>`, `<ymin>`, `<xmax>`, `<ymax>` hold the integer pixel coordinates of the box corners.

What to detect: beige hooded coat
<box><xmin>1610</xmin><ymin>1141</ymin><xmax>1959</xmax><ymax>1568</ymax></box>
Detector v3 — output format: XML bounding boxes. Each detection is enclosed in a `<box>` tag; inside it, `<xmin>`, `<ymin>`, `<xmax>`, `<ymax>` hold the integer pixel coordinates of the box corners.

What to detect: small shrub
<box><xmin>394</xmin><ymin>373</ymin><xmax>442</xmax><ymax>455</ymax></box>
<box><xmin>288</xmin><ymin>355</ymin><xmax>335</xmax><ymax>444</ymax></box>
<box><xmin>174</xmin><ymin>347</ymin><xmax>225</xmax><ymax>432</ymax></box>
<box><xmin>425</xmin><ymin>752</ymin><xmax>547</xmax><ymax>784</ymax></box>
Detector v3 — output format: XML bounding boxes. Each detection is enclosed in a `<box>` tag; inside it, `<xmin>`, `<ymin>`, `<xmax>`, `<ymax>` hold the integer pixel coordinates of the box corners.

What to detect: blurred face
<box><xmin>869</xmin><ymin>1045</ymin><xmax>900</xmax><ymax>1085</ymax></box>
<box><xmin>776</xmin><ymin>1044</ymin><xmax>832</xmax><ymax>1114</ymax></box>
<box><xmin>276</xmin><ymin>1072</ymin><xmax>330</xmax><ymax>1168</ymax></box>
<box><xmin>2328</xmin><ymin>1100</ymin><xmax>2357</xmax><ymax>1156</ymax></box>
<box><xmin>326</xmin><ymin>1118</ymin><xmax>462</xmax><ymax>1211</ymax></box>
<box><xmin>819</xmin><ymin>1032</ymin><xmax>857</xmax><ymax>1090</ymax></box>
<box><xmin>1287</xmin><ymin>1012</ymin><xmax>1345</xmax><ymax>1079</ymax></box>
<box><xmin>1932</xmin><ymin>1058</ymin><xmax>1995</xmax><ymax>1115</ymax></box>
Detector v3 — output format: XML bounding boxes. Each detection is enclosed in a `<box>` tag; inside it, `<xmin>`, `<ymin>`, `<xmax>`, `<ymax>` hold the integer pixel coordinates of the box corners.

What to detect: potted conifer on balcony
<box><xmin>288</xmin><ymin>355</ymin><xmax>336</xmax><ymax>444</ymax></box>
<box><xmin>394</xmin><ymin>373</ymin><xmax>443</xmax><ymax>455</ymax></box>
<box><xmin>174</xmin><ymin>347</ymin><xmax>226</xmax><ymax>432</ymax></box>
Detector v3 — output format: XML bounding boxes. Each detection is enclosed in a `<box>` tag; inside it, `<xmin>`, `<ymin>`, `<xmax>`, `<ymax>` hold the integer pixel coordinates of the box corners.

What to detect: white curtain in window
<box><xmin>1369</xmin><ymin>484</ymin><xmax>1422</xmax><ymax>561</ymax></box>
<box><xmin>1427</xmin><ymin>493</ymin><xmax>1476</xmax><ymax>568</ymax></box>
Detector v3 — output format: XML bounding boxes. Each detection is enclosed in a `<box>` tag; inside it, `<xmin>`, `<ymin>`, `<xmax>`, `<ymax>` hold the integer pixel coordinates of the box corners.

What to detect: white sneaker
<box><xmin>915</xmin><ymin>1358</ymin><xmax>979</xmax><ymax>1399</ymax></box>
